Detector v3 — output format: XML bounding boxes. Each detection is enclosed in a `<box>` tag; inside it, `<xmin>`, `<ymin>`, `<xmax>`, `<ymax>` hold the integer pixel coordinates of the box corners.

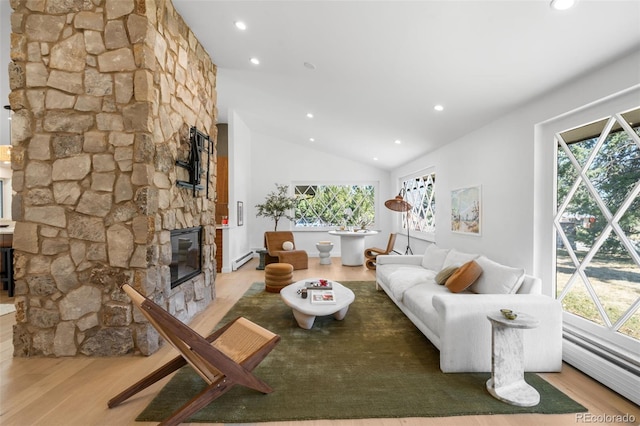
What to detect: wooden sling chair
<box><xmin>108</xmin><ymin>284</ymin><xmax>281</xmax><ymax>426</ymax></box>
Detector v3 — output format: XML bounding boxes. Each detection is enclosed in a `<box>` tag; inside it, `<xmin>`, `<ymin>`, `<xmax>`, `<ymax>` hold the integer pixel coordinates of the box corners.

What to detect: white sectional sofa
<box><xmin>376</xmin><ymin>244</ymin><xmax>563</xmax><ymax>373</ymax></box>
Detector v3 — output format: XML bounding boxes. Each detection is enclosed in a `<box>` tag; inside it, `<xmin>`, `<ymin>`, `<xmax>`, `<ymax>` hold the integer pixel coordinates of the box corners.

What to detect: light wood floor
<box><xmin>0</xmin><ymin>257</ymin><xmax>638</xmax><ymax>426</ymax></box>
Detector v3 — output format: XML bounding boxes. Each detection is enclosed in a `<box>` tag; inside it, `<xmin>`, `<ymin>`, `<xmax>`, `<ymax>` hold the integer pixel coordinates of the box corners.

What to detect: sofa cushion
<box><xmin>442</xmin><ymin>249</ymin><xmax>478</xmax><ymax>269</ymax></box>
<box><xmin>403</xmin><ymin>282</ymin><xmax>452</xmax><ymax>337</ymax></box>
<box><xmin>469</xmin><ymin>255</ymin><xmax>525</xmax><ymax>294</ymax></box>
<box><xmin>421</xmin><ymin>244</ymin><xmax>450</xmax><ymax>271</ymax></box>
<box><xmin>377</xmin><ymin>263</ymin><xmax>419</xmax><ymax>286</ymax></box>
<box><xmin>435</xmin><ymin>266</ymin><xmax>459</xmax><ymax>285</ymax></box>
<box><xmin>387</xmin><ymin>267</ymin><xmax>436</xmax><ymax>300</ymax></box>
<box><xmin>445</xmin><ymin>260</ymin><xmax>482</xmax><ymax>293</ymax></box>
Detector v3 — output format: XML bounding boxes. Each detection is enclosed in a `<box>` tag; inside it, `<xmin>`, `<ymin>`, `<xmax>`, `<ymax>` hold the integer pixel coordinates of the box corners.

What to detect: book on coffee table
<box><xmin>305</xmin><ymin>280</ymin><xmax>333</xmax><ymax>290</ymax></box>
<box><xmin>310</xmin><ymin>289</ymin><xmax>336</xmax><ymax>304</ymax></box>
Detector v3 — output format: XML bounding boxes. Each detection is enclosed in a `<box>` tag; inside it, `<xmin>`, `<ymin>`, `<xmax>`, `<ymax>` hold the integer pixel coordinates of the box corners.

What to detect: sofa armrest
<box><xmin>376</xmin><ymin>254</ymin><xmax>423</xmax><ymax>266</ymax></box>
<box><xmin>432</xmin><ymin>293</ymin><xmax>563</xmax><ymax>373</ymax></box>
<box><xmin>517</xmin><ymin>275</ymin><xmax>542</xmax><ymax>294</ymax></box>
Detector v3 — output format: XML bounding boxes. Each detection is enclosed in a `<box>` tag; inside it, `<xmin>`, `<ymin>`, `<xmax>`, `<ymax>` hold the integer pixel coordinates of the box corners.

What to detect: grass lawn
<box><xmin>556</xmin><ymin>250</ymin><xmax>639</xmax><ymax>340</ymax></box>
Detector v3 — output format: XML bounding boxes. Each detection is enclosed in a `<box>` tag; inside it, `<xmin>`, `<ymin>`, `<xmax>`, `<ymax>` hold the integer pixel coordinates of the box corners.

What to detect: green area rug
<box><xmin>137</xmin><ymin>281</ymin><xmax>586</xmax><ymax>423</ymax></box>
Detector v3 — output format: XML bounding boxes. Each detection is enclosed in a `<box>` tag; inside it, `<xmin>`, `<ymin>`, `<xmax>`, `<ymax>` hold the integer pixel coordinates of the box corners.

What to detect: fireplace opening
<box><xmin>170</xmin><ymin>226</ymin><xmax>202</xmax><ymax>288</ymax></box>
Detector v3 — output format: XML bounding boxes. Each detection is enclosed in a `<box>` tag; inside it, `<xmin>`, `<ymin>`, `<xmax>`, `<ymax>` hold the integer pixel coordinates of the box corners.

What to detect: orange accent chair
<box><xmin>264</xmin><ymin>231</ymin><xmax>308</xmax><ymax>270</ymax></box>
<box><xmin>364</xmin><ymin>233</ymin><xmax>397</xmax><ymax>270</ymax></box>
<box><xmin>108</xmin><ymin>284</ymin><xmax>280</xmax><ymax>426</ymax></box>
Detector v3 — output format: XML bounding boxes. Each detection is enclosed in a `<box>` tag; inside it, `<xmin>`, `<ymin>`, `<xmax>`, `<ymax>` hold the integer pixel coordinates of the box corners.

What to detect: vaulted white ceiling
<box><xmin>172</xmin><ymin>1</ymin><xmax>640</xmax><ymax>170</ymax></box>
<box><xmin>5</xmin><ymin>2</ymin><xmax>639</xmax><ymax>171</ymax></box>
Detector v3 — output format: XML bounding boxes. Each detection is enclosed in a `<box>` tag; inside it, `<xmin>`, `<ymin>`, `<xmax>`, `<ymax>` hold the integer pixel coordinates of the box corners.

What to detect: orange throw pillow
<box><xmin>445</xmin><ymin>260</ymin><xmax>483</xmax><ymax>293</ymax></box>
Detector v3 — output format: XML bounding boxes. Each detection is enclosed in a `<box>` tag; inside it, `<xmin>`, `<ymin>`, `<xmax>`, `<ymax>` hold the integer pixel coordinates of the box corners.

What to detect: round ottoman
<box><xmin>265</xmin><ymin>263</ymin><xmax>294</xmax><ymax>293</ymax></box>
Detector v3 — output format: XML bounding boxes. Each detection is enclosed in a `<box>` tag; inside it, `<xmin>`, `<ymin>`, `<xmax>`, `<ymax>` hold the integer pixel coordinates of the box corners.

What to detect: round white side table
<box><xmin>316</xmin><ymin>242</ymin><xmax>333</xmax><ymax>265</ymax></box>
<box><xmin>486</xmin><ymin>311</ymin><xmax>541</xmax><ymax>407</ymax></box>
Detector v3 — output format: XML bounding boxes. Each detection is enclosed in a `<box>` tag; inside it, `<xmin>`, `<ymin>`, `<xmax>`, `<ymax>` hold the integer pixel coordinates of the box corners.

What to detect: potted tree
<box><xmin>255</xmin><ymin>184</ymin><xmax>298</xmax><ymax>231</ymax></box>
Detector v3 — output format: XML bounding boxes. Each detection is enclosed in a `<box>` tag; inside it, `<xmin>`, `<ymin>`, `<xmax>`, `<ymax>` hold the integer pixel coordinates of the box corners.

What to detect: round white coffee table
<box><xmin>280</xmin><ymin>279</ymin><xmax>355</xmax><ymax>329</ymax></box>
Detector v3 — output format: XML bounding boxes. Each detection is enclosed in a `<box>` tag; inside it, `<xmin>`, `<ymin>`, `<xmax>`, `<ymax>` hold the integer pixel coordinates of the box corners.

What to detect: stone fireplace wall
<box><xmin>8</xmin><ymin>0</ymin><xmax>217</xmax><ymax>357</ymax></box>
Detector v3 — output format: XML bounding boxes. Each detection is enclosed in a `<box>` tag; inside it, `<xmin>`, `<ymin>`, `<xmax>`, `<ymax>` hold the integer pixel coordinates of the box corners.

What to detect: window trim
<box><xmin>536</xmin><ymin>87</ymin><xmax>640</xmax><ymax>359</ymax></box>
<box><xmin>554</xmin><ymin>120</ymin><xmax>640</xmax><ymax>352</ymax></box>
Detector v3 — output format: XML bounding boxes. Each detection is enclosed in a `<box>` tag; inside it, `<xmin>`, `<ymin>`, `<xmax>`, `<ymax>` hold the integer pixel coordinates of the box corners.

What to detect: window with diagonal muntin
<box><xmin>402</xmin><ymin>172</ymin><xmax>436</xmax><ymax>234</ymax></box>
<box><xmin>294</xmin><ymin>184</ymin><xmax>375</xmax><ymax>229</ymax></box>
<box><xmin>554</xmin><ymin>107</ymin><xmax>640</xmax><ymax>342</ymax></box>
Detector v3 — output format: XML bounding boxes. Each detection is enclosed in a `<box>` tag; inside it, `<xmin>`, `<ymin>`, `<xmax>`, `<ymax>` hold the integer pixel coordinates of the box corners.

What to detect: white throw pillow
<box><xmin>469</xmin><ymin>255</ymin><xmax>525</xmax><ymax>294</ymax></box>
<box><xmin>421</xmin><ymin>244</ymin><xmax>450</xmax><ymax>271</ymax></box>
<box><xmin>282</xmin><ymin>241</ymin><xmax>294</xmax><ymax>251</ymax></box>
<box><xmin>441</xmin><ymin>249</ymin><xmax>478</xmax><ymax>269</ymax></box>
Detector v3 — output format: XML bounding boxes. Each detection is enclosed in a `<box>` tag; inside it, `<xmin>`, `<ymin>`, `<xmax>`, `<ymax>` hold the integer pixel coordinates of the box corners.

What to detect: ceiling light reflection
<box><xmin>550</xmin><ymin>0</ymin><xmax>576</xmax><ymax>10</ymax></box>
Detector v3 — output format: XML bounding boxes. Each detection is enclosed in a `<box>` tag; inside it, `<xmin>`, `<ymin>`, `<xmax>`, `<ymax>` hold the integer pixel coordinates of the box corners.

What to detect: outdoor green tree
<box><xmin>557</xmin><ymin>126</ymin><xmax>640</xmax><ymax>254</ymax></box>
<box><xmin>295</xmin><ymin>185</ymin><xmax>375</xmax><ymax>228</ymax></box>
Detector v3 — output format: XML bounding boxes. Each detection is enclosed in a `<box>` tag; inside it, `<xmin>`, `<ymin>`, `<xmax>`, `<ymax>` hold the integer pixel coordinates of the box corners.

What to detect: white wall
<box><xmin>1</xmin><ymin>2</ymin><xmax>12</xmax><ymax>219</ymax></box>
<box><xmin>223</xmin><ymin>48</ymin><xmax>639</xmax><ymax>278</ymax></box>
<box><xmin>530</xmin><ymin>54</ymin><xmax>640</xmax><ymax>405</ymax></box>
<box><xmin>392</xmin><ymin>48</ymin><xmax>640</xmax><ymax>288</ymax></box>
<box><xmin>1</xmin><ymin>3</ymin><xmax>13</xmax><ymax>219</ymax></box>
<box><xmin>533</xmin><ymin>52</ymin><xmax>640</xmax><ymax>291</ymax></box>
<box><xmin>246</xmin><ymin>130</ymin><xmax>392</xmax><ymax>256</ymax></box>
<box><xmin>0</xmin><ymin>1</ymin><xmax>10</xmax><ymax>145</ymax></box>
<box><xmin>0</xmin><ymin>166</ymin><xmax>11</xmax><ymax>218</ymax></box>
<box><xmin>219</xmin><ymin>111</ymin><xmax>253</xmax><ymax>272</ymax></box>
<box><xmin>392</xmin><ymin>114</ymin><xmax>540</xmax><ymax>273</ymax></box>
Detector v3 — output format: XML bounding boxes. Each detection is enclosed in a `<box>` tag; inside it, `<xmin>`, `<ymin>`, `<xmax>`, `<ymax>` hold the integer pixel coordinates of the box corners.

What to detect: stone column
<box><xmin>9</xmin><ymin>0</ymin><xmax>217</xmax><ymax>357</ymax></box>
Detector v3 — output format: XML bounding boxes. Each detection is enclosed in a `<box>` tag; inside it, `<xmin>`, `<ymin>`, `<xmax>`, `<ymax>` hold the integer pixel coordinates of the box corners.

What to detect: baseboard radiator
<box><xmin>232</xmin><ymin>251</ymin><xmax>254</xmax><ymax>271</ymax></box>
<box><xmin>563</xmin><ymin>332</ymin><xmax>640</xmax><ymax>406</ymax></box>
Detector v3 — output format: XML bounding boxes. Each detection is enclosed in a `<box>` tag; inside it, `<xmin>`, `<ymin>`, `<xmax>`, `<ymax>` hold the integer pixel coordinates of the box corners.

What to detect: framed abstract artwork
<box><xmin>451</xmin><ymin>186</ymin><xmax>481</xmax><ymax>235</ymax></box>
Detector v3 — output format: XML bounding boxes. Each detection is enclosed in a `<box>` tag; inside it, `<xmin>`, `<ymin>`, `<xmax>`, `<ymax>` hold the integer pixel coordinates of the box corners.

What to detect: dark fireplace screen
<box><xmin>170</xmin><ymin>227</ymin><xmax>202</xmax><ymax>288</ymax></box>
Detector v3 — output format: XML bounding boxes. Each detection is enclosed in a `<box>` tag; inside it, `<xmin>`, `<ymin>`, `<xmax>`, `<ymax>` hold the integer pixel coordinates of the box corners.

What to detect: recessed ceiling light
<box><xmin>304</xmin><ymin>62</ymin><xmax>316</xmax><ymax>70</ymax></box>
<box><xmin>394</xmin><ymin>139</ymin><xmax>402</xmax><ymax>144</ymax></box>
<box><xmin>434</xmin><ymin>105</ymin><xmax>444</xmax><ymax>112</ymax></box>
<box><xmin>250</xmin><ymin>57</ymin><xmax>260</xmax><ymax>65</ymax></box>
<box><xmin>234</xmin><ymin>21</ymin><xmax>247</xmax><ymax>30</ymax></box>
<box><xmin>309</xmin><ymin>138</ymin><xmax>315</xmax><ymax>142</ymax></box>
<box><xmin>550</xmin><ymin>0</ymin><xmax>576</xmax><ymax>10</ymax></box>
<box><xmin>306</xmin><ymin>113</ymin><xmax>314</xmax><ymax>118</ymax></box>
<box><xmin>373</xmin><ymin>157</ymin><xmax>379</xmax><ymax>161</ymax></box>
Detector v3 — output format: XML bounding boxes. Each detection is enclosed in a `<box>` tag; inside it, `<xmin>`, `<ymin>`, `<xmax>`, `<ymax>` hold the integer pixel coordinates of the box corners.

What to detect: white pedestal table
<box><xmin>328</xmin><ymin>230</ymin><xmax>378</xmax><ymax>266</ymax></box>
